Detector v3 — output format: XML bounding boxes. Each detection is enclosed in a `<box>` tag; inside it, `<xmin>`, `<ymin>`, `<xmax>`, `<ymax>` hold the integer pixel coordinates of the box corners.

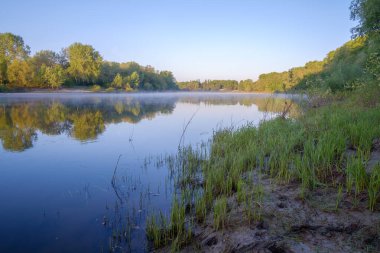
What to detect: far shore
<box><xmin>0</xmin><ymin>87</ymin><xmax>288</xmax><ymax>95</ymax></box>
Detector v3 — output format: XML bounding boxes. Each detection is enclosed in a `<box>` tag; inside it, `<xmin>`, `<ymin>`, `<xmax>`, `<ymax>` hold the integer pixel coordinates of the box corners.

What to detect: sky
<box><xmin>0</xmin><ymin>0</ymin><xmax>355</xmax><ymax>81</ymax></box>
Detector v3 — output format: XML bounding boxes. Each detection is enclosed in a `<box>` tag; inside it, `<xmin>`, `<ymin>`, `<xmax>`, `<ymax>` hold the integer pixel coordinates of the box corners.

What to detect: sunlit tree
<box><xmin>66</xmin><ymin>43</ymin><xmax>103</xmax><ymax>84</ymax></box>
<box><xmin>112</xmin><ymin>73</ymin><xmax>123</xmax><ymax>88</ymax></box>
<box><xmin>7</xmin><ymin>59</ymin><xmax>33</xmax><ymax>87</ymax></box>
<box><xmin>42</xmin><ymin>65</ymin><xmax>66</xmax><ymax>89</ymax></box>
<box><xmin>0</xmin><ymin>33</ymin><xmax>30</xmax><ymax>84</ymax></box>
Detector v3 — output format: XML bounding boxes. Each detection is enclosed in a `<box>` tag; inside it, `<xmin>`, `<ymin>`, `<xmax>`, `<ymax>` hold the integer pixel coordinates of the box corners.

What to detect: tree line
<box><xmin>179</xmin><ymin>0</ymin><xmax>379</xmax><ymax>93</ymax></box>
<box><xmin>179</xmin><ymin>35</ymin><xmax>378</xmax><ymax>93</ymax></box>
<box><xmin>177</xmin><ymin>60</ymin><xmax>323</xmax><ymax>92</ymax></box>
<box><xmin>1</xmin><ymin>0</ymin><xmax>379</xmax><ymax>94</ymax></box>
<box><xmin>0</xmin><ymin>34</ymin><xmax>178</xmax><ymax>91</ymax></box>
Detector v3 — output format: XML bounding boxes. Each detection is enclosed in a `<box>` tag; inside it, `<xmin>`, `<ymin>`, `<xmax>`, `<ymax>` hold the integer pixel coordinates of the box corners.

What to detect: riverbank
<box><xmin>148</xmin><ymin>86</ymin><xmax>380</xmax><ymax>252</ymax></box>
<box><xmin>0</xmin><ymin>86</ymin><xmax>276</xmax><ymax>94</ymax></box>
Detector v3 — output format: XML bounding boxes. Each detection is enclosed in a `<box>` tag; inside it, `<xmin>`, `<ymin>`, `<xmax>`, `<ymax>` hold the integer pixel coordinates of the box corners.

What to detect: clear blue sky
<box><xmin>0</xmin><ymin>0</ymin><xmax>355</xmax><ymax>81</ymax></box>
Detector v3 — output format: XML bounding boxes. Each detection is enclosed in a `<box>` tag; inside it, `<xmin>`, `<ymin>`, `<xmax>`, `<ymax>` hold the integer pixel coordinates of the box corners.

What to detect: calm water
<box><xmin>0</xmin><ymin>92</ymin><xmax>300</xmax><ymax>252</ymax></box>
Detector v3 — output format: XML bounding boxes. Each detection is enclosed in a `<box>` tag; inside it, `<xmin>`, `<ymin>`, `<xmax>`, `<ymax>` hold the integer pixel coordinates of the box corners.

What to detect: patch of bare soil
<box><xmin>173</xmin><ymin>179</ymin><xmax>380</xmax><ymax>253</ymax></box>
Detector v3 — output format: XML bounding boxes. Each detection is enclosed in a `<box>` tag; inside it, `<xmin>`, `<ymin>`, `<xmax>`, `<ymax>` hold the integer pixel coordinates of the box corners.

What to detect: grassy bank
<box><xmin>146</xmin><ymin>85</ymin><xmax>380</xmax><ymax>252</ymax></box>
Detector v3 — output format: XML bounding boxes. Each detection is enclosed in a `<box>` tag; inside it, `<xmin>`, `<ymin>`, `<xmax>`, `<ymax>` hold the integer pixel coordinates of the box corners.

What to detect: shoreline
<box><xmin>147</xmin><ymin>89</ymin><xmax>380</xmax><ymax>253</ymax></box>
<box><xmin>0</xmin><ymin>87</ymin><xmax>280</xmax><ymax>95</ymax></box>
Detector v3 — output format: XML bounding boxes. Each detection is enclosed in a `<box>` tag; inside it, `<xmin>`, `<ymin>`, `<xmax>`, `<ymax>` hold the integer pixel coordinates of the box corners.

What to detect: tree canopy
<box><xmin>0</xmin><ymin>34</ymin><xmax>179</xmax><ymax>91</ymax></box>
<box><xmin>350</xmin><ymin>0</ymin><xmax>380</xmax><ymax>37</ymax></box>
<box><xmin>66</xmin><ymin>43</ymin><xmax>103</xmax><ymax>84</ymax></box>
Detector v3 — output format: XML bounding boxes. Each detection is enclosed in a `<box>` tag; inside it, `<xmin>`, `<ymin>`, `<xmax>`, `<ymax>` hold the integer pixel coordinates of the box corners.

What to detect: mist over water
<box><xmin>0</xmin><ymin>92</ymin><xmax>300</xmax><ymax>252</ymax></box>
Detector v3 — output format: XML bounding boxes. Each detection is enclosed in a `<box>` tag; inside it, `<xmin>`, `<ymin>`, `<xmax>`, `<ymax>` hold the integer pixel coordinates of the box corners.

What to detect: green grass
<box><xmin>368</xmin><ymin>164</ymin><xmax>380</xmax><ymax>211</ymax></box>
<box><xmin>253</xmin><ymin>183</ymin><xmax>264</xmax><ymax>222</ymax></box>
<box><xmin>146</xmin><ymin>197</ymin><xmax>189</xmax><ymax>249</ymax></box>
<box><xmin>195</xmin><ymin>194</ymin><xmax>207</xmax><ymax>223</ymax></box>
<box><xmin>346</xmin><ymin>152</ymin><xmax>368</xmax><ymax>196</ymax></box>
<box><xmin>335</xmin><ymin>184</ymin><xmax>344</xmax><ymax>210</ymax></box>
<box><xmin>147</xmin><ymin>88</ymin><xmax>380</xmax><ymax>250</ymax></box>
<box><xmin>213</xmin><ymin>196</ymin><xmax>227</xmax><ymax>230</ymax></box>
<box><xmin>236</xmin><ymin>179</ymin><xmax>246</xmax><ymax>204</ymax></box>
<box><xmin>146</xmin><ymin>211</ymin><xmax>168</xmax><ymax>248</ymax></box>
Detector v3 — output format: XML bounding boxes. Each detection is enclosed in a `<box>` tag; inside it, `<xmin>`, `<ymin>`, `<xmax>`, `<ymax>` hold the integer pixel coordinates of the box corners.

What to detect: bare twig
<box><xmin>112</xmin><ymin>154</ymin><xmax>122</xmax><ymax>184</ymax></box>
<box><xmin>111</xmin><ymin>154</ymin><xmax>123</xmax><ymax>203</ymax></box>
<box><xmin>280</xmin><ymin>100</ymin><xmax>293</xmax><ymax>119</ymax></box>
<box><xmin>178</xmin><ymin>107</ymin><xmax>200</xmax><ymax>149</ymax></box>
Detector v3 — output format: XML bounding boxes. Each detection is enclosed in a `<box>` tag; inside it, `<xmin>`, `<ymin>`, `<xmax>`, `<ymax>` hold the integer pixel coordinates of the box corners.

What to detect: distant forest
<box><xmin>179</xmin><ymin>35</ymin><xmax>379</xmax><ymax>93</ymax></box>
<box><xmin>1</xmin><ymin>23</ymin><xmax>379</xmax><ymax>93</ymax></box>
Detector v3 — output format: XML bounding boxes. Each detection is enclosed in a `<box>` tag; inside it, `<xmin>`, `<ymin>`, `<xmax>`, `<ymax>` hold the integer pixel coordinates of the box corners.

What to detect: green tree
<box><xmin>7</xmin><ymin>60</ymin><xmax>33</xmax><ymax>87</ymax></box>
<box><xmin>66</xmin><ymin>43</ymin><xmax>103</xmax><ymax>84</ymax></box>
<box><xmin>0</xmin><ymin>33</ymin><xmax>30</xmax><ymax>84</ymax></box>
<box><xmin>31</xmin><ymin>50</ymin><xmax>67</xmax><ymax>87</ymax></box>
<box><xmin>350</xmin><ymin>0</ymin><xmax>380</xmax><ymax>37</ymax></box>
<box><xmin>43</xmin><ymin>65</ymin><xmax>66</xmax><ymax>89</ymax></box>
<box><xmin>350</xmin><ymin>0</ymin><xmax>380</xmax><ymax>83</ymax></box>
<box><xmin>159</xmin><ymin>71</ymin><xmax>176</xmax><ymax>89</ymax></box>
<box><xmin>129</xmin><ymin>71</ymin><xmax>140</xmax><ymax>88</ymax></box>
<box><xmin>112</xmin><ymin>73</ymin><xmax>123</xmax><ymax>88</ymax></box>
<box><xmin>31</xmin><ymin>50</ymin><xmax>60</xmax><ymax>68</ymax></box>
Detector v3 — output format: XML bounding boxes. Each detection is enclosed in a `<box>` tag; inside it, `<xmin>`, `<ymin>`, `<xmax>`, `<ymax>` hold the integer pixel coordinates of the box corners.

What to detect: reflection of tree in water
<box><xmin>1</xmin><ymin>128</ymin><xmax>36</xmax><ymax>152</ymax></box>
<box><xmin>0</xmin><ymin>105</ymin><xmax>37</xmax><ymax>151</ymax></box>
<box><xmin>179</xmin><ymin>95</ymin><xmax>301</xmax><ymax>118</ymax></box>
<box><xmin>0</xmin><ymin>94</ymin><xmax>301</xmax><ymax>152</ymax></box>
<box><xmin>71</xmin><ymin>111</ymin><xmax>105</xmax><ymax>141</ymax></box>
<box><xmin>0</xmin><ymin>97</ymin><xmax>176</xmax><ymax>151</ymax></box>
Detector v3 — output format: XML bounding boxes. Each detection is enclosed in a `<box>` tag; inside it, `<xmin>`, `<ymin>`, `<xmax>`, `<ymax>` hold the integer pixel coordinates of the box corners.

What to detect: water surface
<box><xmin>0</xmin><ymin>92</ymin><xmax>300</xmax><ymax>252</ymax></box>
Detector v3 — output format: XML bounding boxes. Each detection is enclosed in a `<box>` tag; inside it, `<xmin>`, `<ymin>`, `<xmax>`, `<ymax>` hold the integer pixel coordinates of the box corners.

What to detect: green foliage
<box><xmin>295</xmin><ymin>36</ymin><xmax>379</xmax><ymax>91</ymax></box>
<box><xmin>30</xmin><ymin>50</ymin><xmax>67</xmax><ymax>88</ymax></box>
<box><xmin>0</xmin><ymin>33</ymin><xmax>178</xmax><ymax>90</ymax></box>
<box><xmin>350</xmin><ymin>0</ymin><xmax>380</xmax><ymax>37</ymax></box>
<box><xmin>0</xmin><ymin>33</ymin><xmax>30</xmax><ymax>62</ymax></box>
<box><xmin>179</xmin><ymin>35</ymin><xmax>378</xmax><ymax>93</ymax></box>
<box><xmin>293</xmin><ymin>0</ymin><xmax>380</xmax><ymax>92</ymax></box>
<box><xmin>31</xmin><ymin>50</ymin><xmax>62</xmax><ymax>69</ymax></box>
<box><xmin>0</xmin><ymin>33</ymin><xmax>31</xmax><ymax>85</ymax></box>
<box><xmin>178</xmin><ymin>80</ymin><xmax>238</xmax><ymax>91</ymax></box>
<box><xmin>112</xmin><ymin>73</ymin><xmax>123</xmax><ymax>88</ymax></box>
<box><xmin>128</xmin><ymin>71</ymin><xmax>140</xmax><ymax>88</ymax></box>
<box><xmin>178</xmin><ymin>5</ymin><xmax>379</xmax><ymax>94</ymax></box>
<box><xmin>99</xmin><ymin>61</ymin><xmax>176</xmax><ymax>91</ymax></box>
<box><xmin>42</xmin><ymin>65</ymin><xmax>65</xmax><ymax>88</ymax></box>
<box><xmin>7</xmin><ymin>59</ymin><xmax>33</xmax><ymax>87</ymax></box>
<box><xmin>177</xmin><ymin>80</ymin><xmax>201</xmax><ymax>90</ymax></box>
<box><xmin>179</xmin><ymin>61</ymin><xmax>324</xmax><ymax>92</ymax></box>
<box><xmin>66</xmin><ymin>43</ymin><xmax>103</xmax><ymax>84</ymax></box>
